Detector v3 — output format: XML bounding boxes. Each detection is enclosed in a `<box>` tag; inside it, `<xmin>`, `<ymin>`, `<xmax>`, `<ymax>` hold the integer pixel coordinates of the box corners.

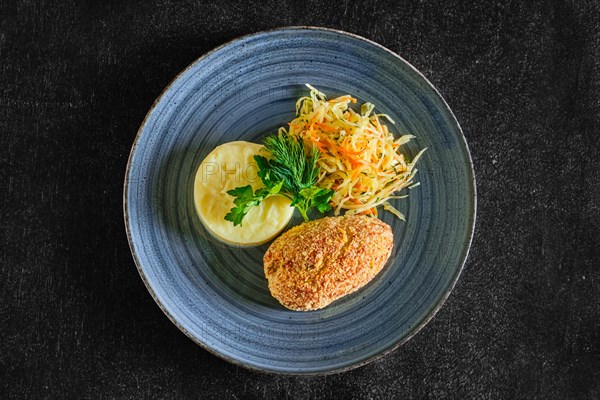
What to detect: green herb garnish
<box><xmin>224</xmin><ymin>133</ymin><xmax>333</xmax><ymax>226</ymax></box>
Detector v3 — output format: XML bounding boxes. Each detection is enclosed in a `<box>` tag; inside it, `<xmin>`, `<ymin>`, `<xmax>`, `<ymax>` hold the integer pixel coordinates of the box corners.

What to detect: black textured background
<box><xmin>2</xmin><ymin>1</ymin><xmax>599</xmax><ymax>399</ymax></box>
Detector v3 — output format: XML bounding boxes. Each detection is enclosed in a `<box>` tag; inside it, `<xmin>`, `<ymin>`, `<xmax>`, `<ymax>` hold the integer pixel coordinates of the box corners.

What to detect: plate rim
<box><xmin>123</xmin><ymin>26</ymin><xmax>477</xmax><ymax>375</ymax></box>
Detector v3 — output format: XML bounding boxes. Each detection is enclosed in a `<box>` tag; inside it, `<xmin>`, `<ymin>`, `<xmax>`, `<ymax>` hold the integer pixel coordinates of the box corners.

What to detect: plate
<box><xmin>124</xmin><ymin>27</ymin><xmax>476</xmax><ymax>374</ymax></box>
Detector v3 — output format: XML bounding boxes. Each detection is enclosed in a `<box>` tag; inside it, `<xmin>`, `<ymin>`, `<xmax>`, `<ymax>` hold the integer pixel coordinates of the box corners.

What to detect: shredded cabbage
<box><xmin>278</xmin><ymin>84</ymin><xmax>426</xmax><ymax>219</ymax></box>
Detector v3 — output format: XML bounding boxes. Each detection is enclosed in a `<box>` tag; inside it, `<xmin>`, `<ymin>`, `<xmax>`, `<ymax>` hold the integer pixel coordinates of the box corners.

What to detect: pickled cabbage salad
<box><xmin>278</xmin><ymin>84</ymin><xmax>427</xmax><ymax>220</ymax></box>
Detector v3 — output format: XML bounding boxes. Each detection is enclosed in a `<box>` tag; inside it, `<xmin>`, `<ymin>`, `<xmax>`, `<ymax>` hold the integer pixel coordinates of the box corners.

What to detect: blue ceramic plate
<box><xmin>124</xmin><ymin>27</ymin><xmax>475</xmax><ymax>374</ymax></box>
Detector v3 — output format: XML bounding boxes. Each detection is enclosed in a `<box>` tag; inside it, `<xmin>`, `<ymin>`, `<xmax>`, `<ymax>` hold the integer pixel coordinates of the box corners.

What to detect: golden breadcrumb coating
<box><xmin>263</xmin><ymin>215</ymin><xmax>394</xmax><ymax>311</ymax></box>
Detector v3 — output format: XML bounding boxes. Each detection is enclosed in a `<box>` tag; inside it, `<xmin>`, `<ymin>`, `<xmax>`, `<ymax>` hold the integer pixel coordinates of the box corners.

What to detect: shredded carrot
<box><xmin>359</xmin><ymin>208</ymin><xmax>377</xmax><ymax>215</ymax></box>
<box><xmin>314</xmin><ymin>122</ymin><xmax>339</xmax><ymax>132</ymax></box>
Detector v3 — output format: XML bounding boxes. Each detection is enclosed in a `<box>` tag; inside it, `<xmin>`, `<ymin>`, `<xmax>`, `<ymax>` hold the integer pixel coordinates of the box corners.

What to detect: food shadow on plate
<box><xmin>151</xmin><ymin>137</ymin><xmax>409</xmax><ymax>317</ymax></box>
<box><xmin>146</xmin><ymin>79</ymin><xmax>425</xmax><ymax>316</ymax></box>
<box><xmin>150</xmin><ymin>125</ymin><xmax>336</xmax><ymax>312</ymax></box>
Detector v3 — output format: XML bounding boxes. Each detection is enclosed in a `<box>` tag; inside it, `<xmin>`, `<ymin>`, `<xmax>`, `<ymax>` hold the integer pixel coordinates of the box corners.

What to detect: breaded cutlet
<box><xmin>263</xmin><ymin>215</ymin><xmax>393</xmax><ymax>311</ymax></box>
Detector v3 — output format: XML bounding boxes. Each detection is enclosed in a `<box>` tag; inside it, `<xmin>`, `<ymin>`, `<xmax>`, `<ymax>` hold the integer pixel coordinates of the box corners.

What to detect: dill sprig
<box><xmin>224</xmin><ymin>133</ymin><xmax>333</xmax><ymax>226</ymax></box>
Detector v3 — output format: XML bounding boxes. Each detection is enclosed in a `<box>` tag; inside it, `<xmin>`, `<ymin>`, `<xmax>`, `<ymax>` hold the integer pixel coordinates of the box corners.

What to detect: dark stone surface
<box><xmin>1</xmin><ymin>0</ymin><xmax>599</xmax><ymax>398</ymax></box>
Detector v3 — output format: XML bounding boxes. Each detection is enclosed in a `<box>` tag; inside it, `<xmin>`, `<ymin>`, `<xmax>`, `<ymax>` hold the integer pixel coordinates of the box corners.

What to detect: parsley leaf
<box><xmin>294</xmin><ymin>187</ymin><xmax>333</xmax><ymax>221</ymax></box>
<box><xmin>224</xmin><ymin>182</ymin><xmax>283</xmax><ymax>226</ymax></box>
